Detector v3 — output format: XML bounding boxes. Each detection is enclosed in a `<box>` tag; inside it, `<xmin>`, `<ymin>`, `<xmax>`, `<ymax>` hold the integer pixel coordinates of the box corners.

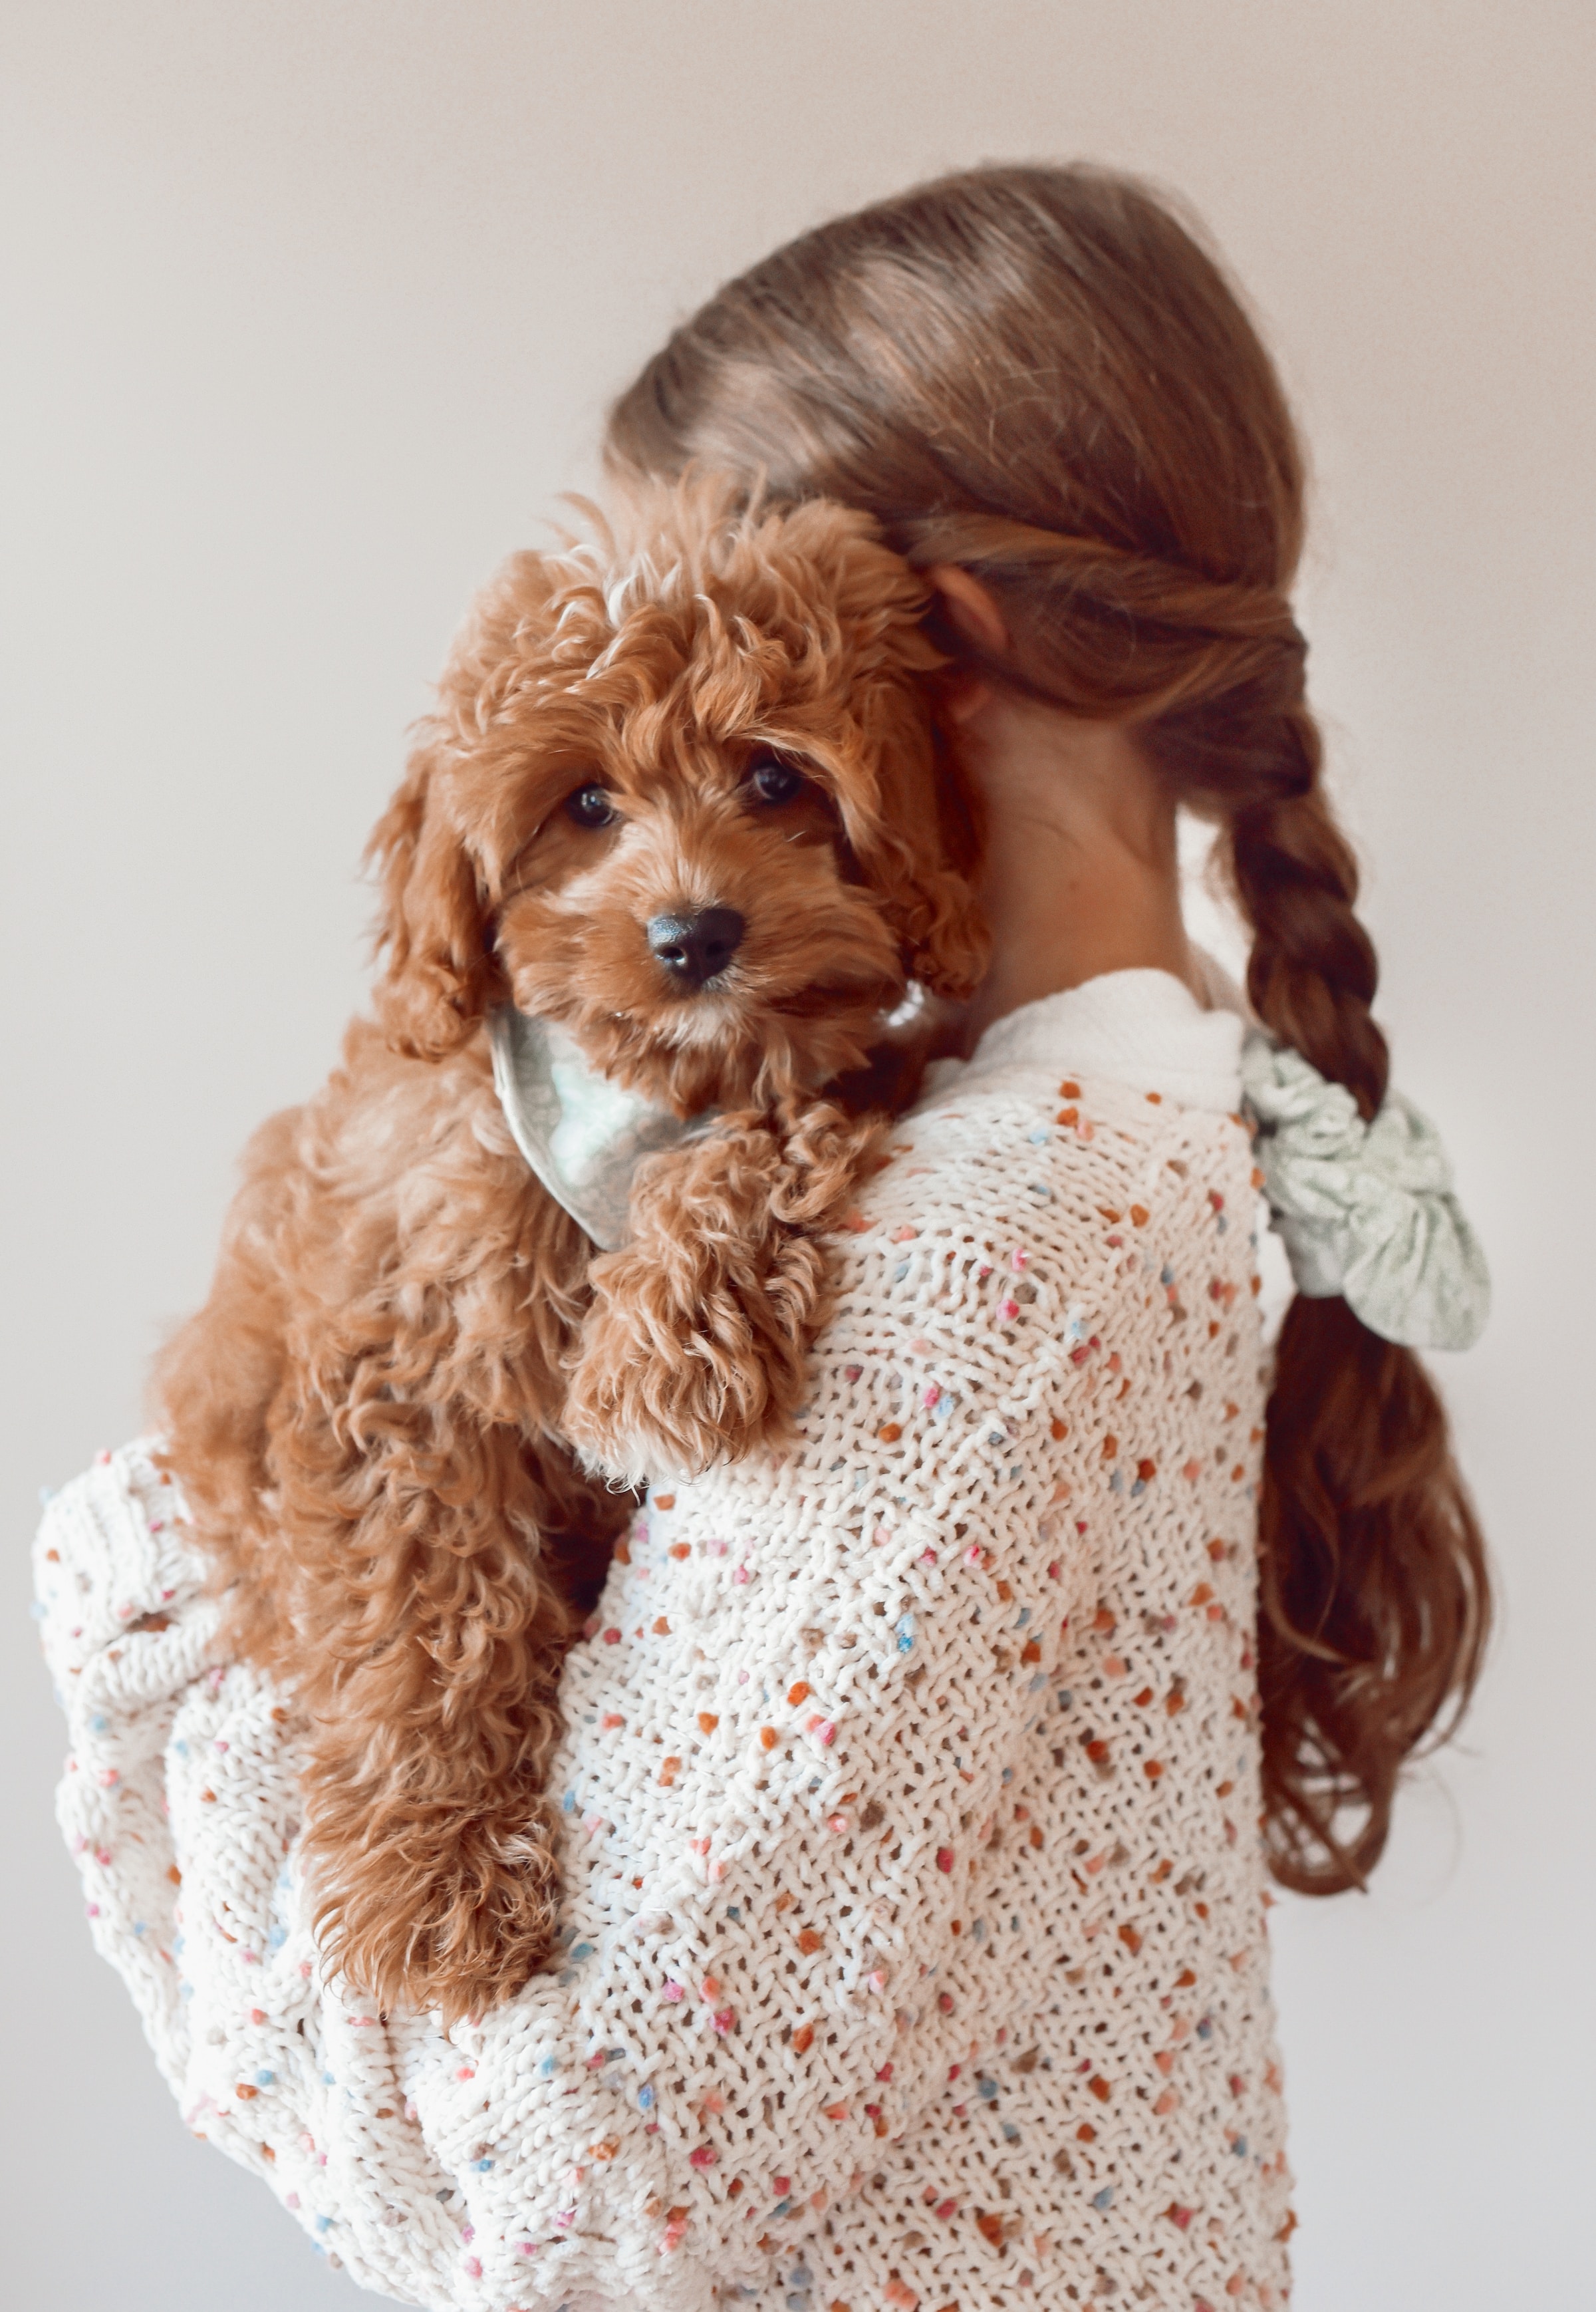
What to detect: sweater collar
<box><xmin>928</xmin><ymin>953</ymin><xmax>1249</xmax><ymax>1117</ymax></box>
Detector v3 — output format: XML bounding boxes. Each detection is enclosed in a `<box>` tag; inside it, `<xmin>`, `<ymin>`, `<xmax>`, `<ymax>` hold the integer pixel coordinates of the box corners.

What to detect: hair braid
<box><xmin>1144</xmin><ymin>672</ymin><xmax>1392</xmax><ymax>1117</ymax></box>
<box><xmin>1153</xmin><ymin>682</ymin><xmax>1490</xmax><ymax>1888</ymax></box>
<box><xmin>1234</xmin><ymin>788</ymin><xmax>1385</xmax><ymax>1116</ymax></box>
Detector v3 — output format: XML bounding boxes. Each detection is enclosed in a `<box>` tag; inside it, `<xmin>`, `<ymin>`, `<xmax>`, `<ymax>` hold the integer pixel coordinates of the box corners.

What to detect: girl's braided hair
<box><xmin>606</xmin><ymin>161</ymin><xmax>1488</xmax><ymax>1888</ymax></box>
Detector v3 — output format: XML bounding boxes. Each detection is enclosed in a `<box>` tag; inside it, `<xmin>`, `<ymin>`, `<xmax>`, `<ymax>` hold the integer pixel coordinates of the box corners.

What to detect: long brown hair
<box><xmin>606</xmin><ymin>162</ymin><xmax>1488</xmax><ymax>1892</ymax></box>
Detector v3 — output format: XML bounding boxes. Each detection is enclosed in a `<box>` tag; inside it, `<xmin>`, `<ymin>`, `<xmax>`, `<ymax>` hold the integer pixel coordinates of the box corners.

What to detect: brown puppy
<box><xmin>154</xmin><ymin>481</ymin><xmax>986</xmax><ymax>2024</ymax></box>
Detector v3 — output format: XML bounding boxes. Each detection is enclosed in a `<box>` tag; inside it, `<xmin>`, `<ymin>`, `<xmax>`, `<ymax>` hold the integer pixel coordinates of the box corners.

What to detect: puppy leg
<box><xmin>284</xmin><ymin>1421</ymin><xmax>622</xmax><ymax>2026</ymax></box>
<box><xmin>152</xmin><ymin>1105</ymin><xmax>305</xmax><ymax>1661</ymax></box>
<box><xmin>563</xmin><ymin>1101</ymin><xmax>883</xmax><ymax>1481</ymax></box>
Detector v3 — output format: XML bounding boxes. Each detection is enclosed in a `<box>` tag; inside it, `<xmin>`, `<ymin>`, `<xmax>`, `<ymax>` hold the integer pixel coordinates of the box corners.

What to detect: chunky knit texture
<box><xmin>35</xmin><ymin>968</ymin><xmax>1293</xmax><ymax>2312</ymax></box>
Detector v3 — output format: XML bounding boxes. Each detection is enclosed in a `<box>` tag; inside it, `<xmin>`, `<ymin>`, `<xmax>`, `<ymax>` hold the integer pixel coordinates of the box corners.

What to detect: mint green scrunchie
<box><xmin>1240</xmin><ymin>1032</ymin><xmax>1490</xmax><ymax>1352</ymax></box>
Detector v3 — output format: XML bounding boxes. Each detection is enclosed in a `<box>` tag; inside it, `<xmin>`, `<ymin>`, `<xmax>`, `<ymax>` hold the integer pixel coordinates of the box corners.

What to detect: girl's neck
<box><xmin>954</xmin><ymin>687</ymin><xmax>1196</xmax><ymax>1050</ymax></box>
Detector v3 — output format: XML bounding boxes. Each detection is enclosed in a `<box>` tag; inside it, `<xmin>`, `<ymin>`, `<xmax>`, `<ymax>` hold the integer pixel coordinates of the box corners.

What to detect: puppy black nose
<box><xmin>646</xmin><ymin>907</ymin><xmax>746</xmax><ymax>987</ymax></box>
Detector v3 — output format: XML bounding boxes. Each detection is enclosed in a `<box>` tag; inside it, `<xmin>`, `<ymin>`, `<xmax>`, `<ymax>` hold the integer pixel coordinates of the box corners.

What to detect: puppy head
<box><xmin>368</xmin><ymin>477</ymin><xmax>988</xmax><ymax>1111</ymax></box>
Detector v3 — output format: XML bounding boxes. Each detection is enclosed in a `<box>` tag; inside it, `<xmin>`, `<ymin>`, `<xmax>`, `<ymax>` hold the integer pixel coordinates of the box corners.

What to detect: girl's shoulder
<box><xmin>806</xmin><ymin>1060</ymin><xmax>1262</xmax><ymax>1456</ymax></box>
<box><xmin>856</xmin><ymin>1055</ymin><xmax>1255</xmax><ymax>1260</ymax></box>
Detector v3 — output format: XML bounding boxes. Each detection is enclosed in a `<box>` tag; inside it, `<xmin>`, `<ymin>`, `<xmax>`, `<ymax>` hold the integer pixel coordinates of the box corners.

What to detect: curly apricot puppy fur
<box><xmin>154</xmin><ymin>480</ymin><xmax>987</xmax><ymax>2023</ymax></box>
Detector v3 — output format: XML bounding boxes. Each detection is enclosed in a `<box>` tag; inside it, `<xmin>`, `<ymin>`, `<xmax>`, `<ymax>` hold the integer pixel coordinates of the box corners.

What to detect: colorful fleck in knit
<box><xmin>34</xmin><ymin>963</ymin><xmax>1294</xmax><ymax>2312</ymax></box>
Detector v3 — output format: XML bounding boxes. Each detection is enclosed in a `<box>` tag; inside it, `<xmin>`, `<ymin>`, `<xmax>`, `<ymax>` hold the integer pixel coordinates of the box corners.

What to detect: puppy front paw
<box><xmin>564</xmin><ymin>1228</ymin><xmax>828</xmax><ymax>1479</ymax></box>
<box><xmin>310</xmin><ymin>1797</ymin><xmax>563</xmax><ymax>2025</ymax></box>
<box><xmin>565</xmin><ymin>1105</ymin><xmax>881</xmax><ymax>1479</ymax></box>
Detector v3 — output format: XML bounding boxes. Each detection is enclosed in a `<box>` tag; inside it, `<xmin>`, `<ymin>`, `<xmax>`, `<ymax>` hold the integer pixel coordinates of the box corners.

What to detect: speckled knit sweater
<box><xmin>35</xmin><ymin>964</ymin><xmax>1293</xmax><ymax>2312</ymax></box>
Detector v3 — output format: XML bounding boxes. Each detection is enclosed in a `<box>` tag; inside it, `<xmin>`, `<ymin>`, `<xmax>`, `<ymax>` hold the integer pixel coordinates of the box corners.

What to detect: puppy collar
<box><xmin>487</xmin><ymin>1006</ymin><xmax>711</xmax><ymax>1250</ymax></box>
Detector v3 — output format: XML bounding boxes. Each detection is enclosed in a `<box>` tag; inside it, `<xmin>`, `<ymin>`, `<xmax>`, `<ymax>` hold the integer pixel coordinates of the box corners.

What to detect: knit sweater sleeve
<box><xmin>35</xmin><ymin>1071</ymin><xmax>1222</xmax><ymax>2312</ymax></box>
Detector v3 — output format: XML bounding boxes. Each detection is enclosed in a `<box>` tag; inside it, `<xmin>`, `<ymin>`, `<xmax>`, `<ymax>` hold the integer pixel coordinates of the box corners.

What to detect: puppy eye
<box><xmin>746</xmin><ymin>754</ymin><xmax>807</xmax><ymax>807</ymax></box>
<box><xmin>564</xmin><ymin>782</ymin><xmax>618</xmax><ymax>829</ymax></box>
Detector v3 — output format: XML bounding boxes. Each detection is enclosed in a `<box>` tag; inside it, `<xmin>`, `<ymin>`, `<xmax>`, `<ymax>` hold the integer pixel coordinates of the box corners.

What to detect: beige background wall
<box><xmin>4</xmin><ymin>4</ymin><xmax>1592</xmax><ymax>2305</ymax></box>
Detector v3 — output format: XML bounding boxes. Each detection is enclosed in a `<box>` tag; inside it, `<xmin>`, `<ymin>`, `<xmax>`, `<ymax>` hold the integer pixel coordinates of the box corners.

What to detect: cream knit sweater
<box><xmin>35</xmin><ymin>966</ymin><xmax>1293</xmax><ymax>2312</ymax></box>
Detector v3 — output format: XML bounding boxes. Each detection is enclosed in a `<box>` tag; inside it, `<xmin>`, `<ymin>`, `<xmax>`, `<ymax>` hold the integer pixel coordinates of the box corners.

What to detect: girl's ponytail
<box><xmin>1256</xmin><ymin>1295</ymin><xmax>1489</xmax><ymax>1887</ymax></box>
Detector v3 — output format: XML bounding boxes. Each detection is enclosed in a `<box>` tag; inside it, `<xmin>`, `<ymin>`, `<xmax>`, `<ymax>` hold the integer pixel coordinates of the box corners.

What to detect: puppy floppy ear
<box><xmin>863</xmin><ymin>713</ymin><xmax>992</xmax><ymax>1004</ymax></box>
<box><xmin>366</xmin><ymin>549</ymin><xmax>574</xmax><ymax>1060</ymax></box>
<box><xmin>366</xmin><ymin>740</ymin><xmax>498</xmax><ymax>1062</ymax></box>
<box><xmin>890</xmin><ymin>859</ymin><xmax>990</xmax><ymax>1004</ymax></box>
<box><xmin>769</xmin><ymin>498</ymin><xmax>991</xmax><ymax>1004</ymax></box>
<box><xmin>821</xmin><ymin>588</ymin><xmax>991</xmax><ymax>1003</ymax></box>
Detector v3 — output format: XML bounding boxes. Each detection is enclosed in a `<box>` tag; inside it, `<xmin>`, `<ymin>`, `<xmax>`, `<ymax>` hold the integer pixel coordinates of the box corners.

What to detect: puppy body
<box><xmin>156</xmin><ymin>484</ymin><xmax>985</xmax><ymax>2021</ymax></box>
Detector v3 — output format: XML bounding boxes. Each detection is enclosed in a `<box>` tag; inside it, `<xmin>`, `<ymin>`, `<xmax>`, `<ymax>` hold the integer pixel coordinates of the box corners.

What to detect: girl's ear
<box><xmin>922</xmin><ymin>562</ymin><xmax>1006</xmax><ymax>728</ymax></box>
<box><xmin>366</xmin><ymin>738</ymin><xmax>499</xmax><ymax>1061</ymax></box>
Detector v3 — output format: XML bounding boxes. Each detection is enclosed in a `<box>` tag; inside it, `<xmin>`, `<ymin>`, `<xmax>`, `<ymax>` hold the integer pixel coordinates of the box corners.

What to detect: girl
<box><xmin>38</xmin><ymin>164</ymin><xmax>1488</xmax><ymax>2312</ymax></box>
